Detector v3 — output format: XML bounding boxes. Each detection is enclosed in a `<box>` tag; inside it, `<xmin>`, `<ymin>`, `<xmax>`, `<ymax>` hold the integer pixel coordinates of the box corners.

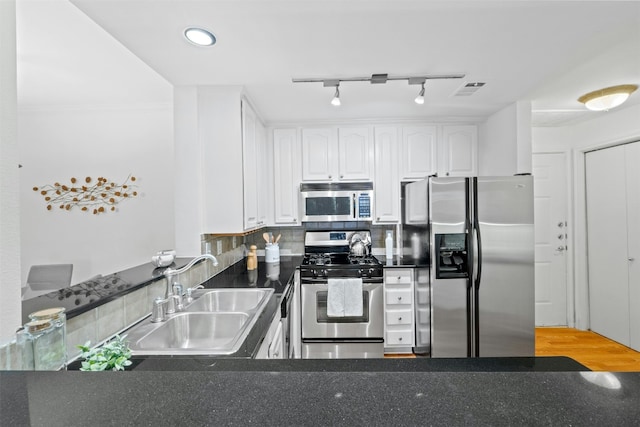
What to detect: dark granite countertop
<box><xmin>380</xmin><ymin>255</ymin><xmax>430</xmax><ymax>268</ymax></box>
<box><xmin>3</xmin><ymin>364</ymin><xmax>640</xmax><ymax>426</ymax></box>
<box><xmin>110</xmin><ymin>255</ymin><xmax>303</xmax><ymax>359</ymax></box>
<box><xmin>21</xmin><ymin>255</ymin><xmax>303</xmax><ymax>324</ymax></box>
<box><xmin>202</xmin><ymin>255</ymin><xmax>302</xmax><ymax>296</ymax></box>
<box><xmin>21</xmin><ymin>257</ymin><xmax>197</xmax><ymax>323</ymax></box>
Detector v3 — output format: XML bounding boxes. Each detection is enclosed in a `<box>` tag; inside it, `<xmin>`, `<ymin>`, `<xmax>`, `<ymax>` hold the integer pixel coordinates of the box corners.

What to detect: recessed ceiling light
<box><xmin>184</xmin><ymin>27</ymin><xmax>216</xmax><ymax>47</ymax></box>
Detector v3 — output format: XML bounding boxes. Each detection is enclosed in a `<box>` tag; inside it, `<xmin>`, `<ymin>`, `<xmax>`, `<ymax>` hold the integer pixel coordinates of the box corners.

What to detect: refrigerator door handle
<box><xmin>472</xmin><ymin>178</ymin><xmax>482</xmax><ymax>357</ymax></box>
<box><xmin>473</xmin><ymin>180</ymin><xmax>482</xmax><ymax>290</ymax></box>
<box><xmin>473</xmin><ymin>218</ymin><xmax>482</xmax><ymax>289</ymax></box>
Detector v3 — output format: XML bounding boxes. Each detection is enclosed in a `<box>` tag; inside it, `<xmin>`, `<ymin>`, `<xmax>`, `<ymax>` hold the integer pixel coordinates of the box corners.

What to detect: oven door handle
<box><xmin>302</xmin><ymin>281</ymin><xmax>383</xmax><ymax>292</ymax></box>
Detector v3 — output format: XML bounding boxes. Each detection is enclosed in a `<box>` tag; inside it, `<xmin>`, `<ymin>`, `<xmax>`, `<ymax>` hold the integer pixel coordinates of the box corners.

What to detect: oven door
<box><xmin>301</xmin><ymin>280</ymin><xmax>383</xmax><ymax>340</ymax></box>
<box><xmin>300</xmin><ymin>190</ymin><xmax>356</xmax><ymax>222</ymax></box>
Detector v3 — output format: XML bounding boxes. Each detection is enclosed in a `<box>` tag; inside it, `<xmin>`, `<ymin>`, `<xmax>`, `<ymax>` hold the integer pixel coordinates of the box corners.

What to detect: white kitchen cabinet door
<box><xmin>268</xmin><ymin>322</ymin><xmax>284</xmax><ymax>359</ymax></box>
<box><xmin>440</xmin><ymin>125</ymin><xmax>478</xmax><ymax>177</ymax></box>
<box><xmin>338</xmin><ymin>127</ymin><xmax>373</xmax><ymax>181</ymax></box>
<box><xmin>384</xmin><ymin>268</ymin><xmax>415</xmax><ymax>353</ymax></box>
<box><xmin>242</xmin><ymin>100</ymin><xmax>258</xmax><ymax>230</ymax></box>
<box><xmin>302</xmin><ymin>128</ymin><xmax>336</xmax><ymax>181</ymax></box>
<box><xmin>401</xmin><ymin>126</ymin><xmax>437</xmax><ymax>179</ymax></box>
<box><xmin>374</xmin><ymin>127</ymin><xmax>400</xmax><ymax>223</ymax></box>
<box><xmin>255</xmin><ymin>119</ymin><xmax>268</xmax><ymax>227</ymax></box>
<box><xmin>273</xmin><ymin>129</ymin><xmax>301</xmax><ymax>225</ymax></box>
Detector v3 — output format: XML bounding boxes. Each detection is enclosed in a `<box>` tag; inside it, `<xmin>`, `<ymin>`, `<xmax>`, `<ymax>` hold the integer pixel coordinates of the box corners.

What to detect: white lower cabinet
<box><xmin>255</xmin><ymin>310</ymin><xmax>284</xmax><ymax>359</ymax></box>
<box><xmin>384</xmin><ymin>268</ymin><xmax>415</xmax><ymax>353</ymax></box>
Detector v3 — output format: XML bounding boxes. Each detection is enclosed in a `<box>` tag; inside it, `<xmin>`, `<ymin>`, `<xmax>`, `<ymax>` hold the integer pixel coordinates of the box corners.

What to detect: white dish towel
<box><xmin>327</xmin><ymin>278</ymin><xmax>363</xmax><ymax>317</ymax></box>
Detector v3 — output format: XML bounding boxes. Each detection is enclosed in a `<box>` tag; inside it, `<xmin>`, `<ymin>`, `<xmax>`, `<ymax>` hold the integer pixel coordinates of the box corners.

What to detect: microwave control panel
<box><xmin>358</xmin><ymin>193</ymin><xmax>371</xmax><ymax>218</ymax></box>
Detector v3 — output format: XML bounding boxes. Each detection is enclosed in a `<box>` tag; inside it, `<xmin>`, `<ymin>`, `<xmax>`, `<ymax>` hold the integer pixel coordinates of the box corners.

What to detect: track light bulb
<box><xmin>331</xmin><ymin>86</ymin><xmax>341</xmax><ymax>106</ymax></box>
<box><xmin>415</xmin><ymin>83</ymin><xmax>425</xmax><ymax>105</ymax></box>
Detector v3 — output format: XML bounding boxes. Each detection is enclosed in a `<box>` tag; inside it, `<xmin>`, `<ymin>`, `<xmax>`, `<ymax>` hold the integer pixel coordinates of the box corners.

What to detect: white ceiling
<box><xmin>17</xmin><ymin>0</ymin><xmax>640</xmax><ymax>126</ymax></box>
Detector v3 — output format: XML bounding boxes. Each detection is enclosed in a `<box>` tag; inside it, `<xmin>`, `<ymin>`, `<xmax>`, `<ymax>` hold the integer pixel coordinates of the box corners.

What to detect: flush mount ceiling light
<box><xmin>578</xmin><ymin>84</ymin><xmax>638</xmax><ymax>111</ymax></box>
<box><xmin>293</xmin><ymin>73</ymin><xmax>464</xmax><ymax>105</ymax></box>
<box><xmin>184</xmin><ymin>27</ymin><xmax>216</xmax><ymax>46</ymax></box>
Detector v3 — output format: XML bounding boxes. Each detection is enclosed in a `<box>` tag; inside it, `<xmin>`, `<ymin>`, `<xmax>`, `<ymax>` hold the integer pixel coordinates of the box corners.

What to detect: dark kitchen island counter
<box><xmin>2</xmin><ymin>360</ymin><xmax>640</xmax><ymax>426</ymax></box>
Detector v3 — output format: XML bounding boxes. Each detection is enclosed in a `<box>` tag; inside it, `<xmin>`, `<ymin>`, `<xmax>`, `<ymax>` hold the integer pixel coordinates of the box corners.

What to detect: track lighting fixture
<box><xmin>292</xmin><ymin>73</ymin><xmax>464</xmax><ymax>105</ymax></box>
<box><xmin>415</xmin><ymin>83</ymin><xmax>425</xmax><ymax>105</ymax></box>
<box><xmin>331</xmin><ymin>85</ymin><xmax>341</xmax><ymax>106</ymax></box>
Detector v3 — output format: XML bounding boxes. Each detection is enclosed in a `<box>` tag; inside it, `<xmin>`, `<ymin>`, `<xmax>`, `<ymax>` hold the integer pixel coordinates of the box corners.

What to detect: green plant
<box><xmin>76</xmin><ymin>335</ymin><xmax>133</xmax><ymax>371</ymax></box>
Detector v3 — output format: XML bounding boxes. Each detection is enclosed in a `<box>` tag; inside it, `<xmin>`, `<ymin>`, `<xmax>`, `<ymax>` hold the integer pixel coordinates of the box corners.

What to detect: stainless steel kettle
<box><xmin>349</xmin><ymin>233</ymin><xmax>369</xmax><ymax>257</ymax></box>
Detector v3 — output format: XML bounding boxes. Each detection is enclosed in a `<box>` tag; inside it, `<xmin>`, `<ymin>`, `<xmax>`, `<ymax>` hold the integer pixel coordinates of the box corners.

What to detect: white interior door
<box><xmin>533</xmin><ymin>153</ymin><xmax>568</xmax><ymax>326</ymax></box>
<box><xmin>586</xmin><ymin>145</ymin><xmax>630</xmax><ymax>346</ymax></box>
<box><xmin>626</xmin><ymin>142</ymin><xmax>640</xmax><ymax>351</ymax></box>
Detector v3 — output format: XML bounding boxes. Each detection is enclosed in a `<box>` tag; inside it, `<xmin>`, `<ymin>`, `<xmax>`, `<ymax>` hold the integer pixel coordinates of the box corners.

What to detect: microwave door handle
<box><xmin>353</xmin><ymin>193</ymin><xmax>356</xmax><ymax>218</ymax></box>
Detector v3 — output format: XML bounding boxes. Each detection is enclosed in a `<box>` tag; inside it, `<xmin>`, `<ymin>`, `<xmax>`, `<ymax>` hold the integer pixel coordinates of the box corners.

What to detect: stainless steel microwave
<box><xmin>300</xmin><ymin>182</ymin><xmax>373</xmax><ymax>222</ymax></box>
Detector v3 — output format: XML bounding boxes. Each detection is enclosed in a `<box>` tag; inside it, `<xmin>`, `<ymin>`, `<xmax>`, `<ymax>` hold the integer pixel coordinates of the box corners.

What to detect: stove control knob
<box><xmin>357</xmin><ymin>269</ymin><xmax>364</xmax><ymax>278</ymax></box>
<box><xmin>322</xmin><ymin>269</ymin><xmax>328</xmax><ymax>278</ymax></box>
<box><xmin>368</xmin><ymin>268</ymin><xmax>375</xmax><ymax>277</ymax></box>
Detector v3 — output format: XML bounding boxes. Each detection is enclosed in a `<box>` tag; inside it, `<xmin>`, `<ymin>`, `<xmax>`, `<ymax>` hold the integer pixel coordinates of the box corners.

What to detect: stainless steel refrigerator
<box><xmin>402</xmin><ymin>176</ymin><xmax>534</xmax><ymax>357</ymax></box>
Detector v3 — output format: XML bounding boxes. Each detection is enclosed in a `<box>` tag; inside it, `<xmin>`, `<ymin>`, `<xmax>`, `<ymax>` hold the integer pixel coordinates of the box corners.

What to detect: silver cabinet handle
<box><xmin>398</xmin><ymin>317</ymin><xmax>402</xmax><ymax>321</ymax></box>
<box><xmin>557</xmin><ymin>246</ymin><xmax>565</xmax><ymax>252</ymax></box>
<box><xmin>629</xmin><ymin>258</ymin><xmax>636</xmax><ymax>262</ymax></box>
<box><xmin>398</xmin><ymin>337</ymin><xmax>403</xmax><ymax>341</ymax></box>
<box><xmin>397</xmin><ymin>296</ymin><xmax>402</xmax><ymax>301</ymax></box>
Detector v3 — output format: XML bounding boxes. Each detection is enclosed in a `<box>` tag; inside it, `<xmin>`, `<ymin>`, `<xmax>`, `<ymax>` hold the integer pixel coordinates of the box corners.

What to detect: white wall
<box><xmin>0</xmin><ymin>0</ymin><xmax>21</xmax><ymax>340</ymax></box>
<box><xmin>19</xmin><ymin>104</ymin><xmax>175</xmax><ymax>286</ymax></box>
<box><xmin>479</xmin><ymin>101</ymin><xmax>532</xmax><ymax>175</ymax></box>
<box><xmin>532</xmin><ymin>102</ymin><xmax>640</xmax><ymax>330</ymax></box>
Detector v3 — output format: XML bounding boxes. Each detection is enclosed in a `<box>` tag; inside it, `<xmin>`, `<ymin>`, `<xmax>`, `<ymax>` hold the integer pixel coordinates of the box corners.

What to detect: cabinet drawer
<box><xmin>385</xmin><ymin>270</ymin><xmax>412</xmax><ymax>285</ymax></box>
<box><xmin>386</xmin><ymin>330</ymin><xmax>413</xmax><ymax>346</ymax></box>
<box><xmin>386</xmin><ymin>311</ymin><xmax>412</xmax><ymax>326</ymax></box>
<box><xmin>386</xmin><ymin>289</ymin><xmax>412</xmax><ymax>305</ymax></box>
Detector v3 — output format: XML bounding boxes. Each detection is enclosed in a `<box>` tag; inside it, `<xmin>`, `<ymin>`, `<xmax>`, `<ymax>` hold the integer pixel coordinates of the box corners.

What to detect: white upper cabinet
<box><xmin>242</xmin><ymin>100</ymin><xmax>258</xmax><ymax>230</ymax></box>
<box><xmin>273</xmin><ymin>128</ymin><xmax>301</xmax><ymax>225</ymax></box>
<box><xmin>440</xmin><ymin>125</ymin><xmax>478</xmax><ymax>177</ymax></box>
<box><xmin>302</xmin><ymin>128</ymin><xmax>336</xmax><ymax>181</ymax></box>
<box><xmin>374</xmin><ymin>126</ymin><xmax>400</xmax><ymax>223</ymax></box>
<box><xmin>401</xmin><ymin>126</ymin><xmax>438</xmax><ymax>179</ymax></box>
<box><xmin>338</xmin><ymin>127</ymin><xmax>373</xmax><ymax>181</ymax></box>
<box><xmin>255</xmin><ymin>118</ymin><xmax>268</xmax><ymax>226</ymax></box>
<box><xmin>302</xmin><ymin>127</ymin><xmax>373</xmax><ymax>182</ymax></box>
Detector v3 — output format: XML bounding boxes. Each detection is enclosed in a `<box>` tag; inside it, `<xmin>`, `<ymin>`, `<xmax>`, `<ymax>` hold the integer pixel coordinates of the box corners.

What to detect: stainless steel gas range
<box><xmin>299</xmin><ymin>230</ymin><xmax>384</xmax><ymax>359</ymax></box>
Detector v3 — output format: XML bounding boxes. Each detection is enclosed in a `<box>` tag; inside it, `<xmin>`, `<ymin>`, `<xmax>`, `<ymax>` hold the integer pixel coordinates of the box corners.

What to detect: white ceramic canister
<box><xmin>265</xmin><ymin>243</ymin><xmax>280</xmax><ymax>263</ymax></box>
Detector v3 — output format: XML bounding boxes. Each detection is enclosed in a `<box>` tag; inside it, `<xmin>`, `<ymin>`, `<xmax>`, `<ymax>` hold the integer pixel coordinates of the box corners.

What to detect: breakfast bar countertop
<box><xmin>2</xmin><ymin>365</ymin><xmax>640</xmax><ymax>426</ymax></box>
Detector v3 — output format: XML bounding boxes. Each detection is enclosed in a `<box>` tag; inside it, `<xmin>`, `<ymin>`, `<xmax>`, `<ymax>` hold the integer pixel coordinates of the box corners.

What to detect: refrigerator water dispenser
<box><xmin>435</xmin><ymin>233</ymin><xmax>468</xmax><ymax>278</ymax></box>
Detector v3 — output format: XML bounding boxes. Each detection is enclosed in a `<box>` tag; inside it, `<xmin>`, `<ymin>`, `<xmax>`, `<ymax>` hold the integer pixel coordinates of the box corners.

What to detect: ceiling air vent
<box><xmin>454</xmin><ymin>82</ymin><xmax>485</xmax><ymax>96</ymax></box>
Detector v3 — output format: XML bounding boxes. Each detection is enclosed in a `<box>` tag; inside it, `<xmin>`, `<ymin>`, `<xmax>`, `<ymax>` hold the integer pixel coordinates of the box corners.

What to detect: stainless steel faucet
<box><xmin>151</xmin><ymin>254</ymin><xmax>219</xmax><ymax>322</ymax></box>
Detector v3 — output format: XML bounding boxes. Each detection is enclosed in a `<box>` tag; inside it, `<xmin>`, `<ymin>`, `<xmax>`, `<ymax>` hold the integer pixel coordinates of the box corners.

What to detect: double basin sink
<box><xmin>126</xmin><ymin>288</ymin><xmax>274</xmax><ymax>356</ymax></box>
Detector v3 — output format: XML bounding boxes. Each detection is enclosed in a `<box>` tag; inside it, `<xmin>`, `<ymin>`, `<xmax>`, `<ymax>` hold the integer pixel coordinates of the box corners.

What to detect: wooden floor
<box><xmin>387</xmin><ymin>328</ymin><xmax>640</xmax><ymax>371</ymax></box>
<box><xmin>535</xmin><ymin>327</ymin><xmax>640</xmax><ymax>371</ymax></box>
